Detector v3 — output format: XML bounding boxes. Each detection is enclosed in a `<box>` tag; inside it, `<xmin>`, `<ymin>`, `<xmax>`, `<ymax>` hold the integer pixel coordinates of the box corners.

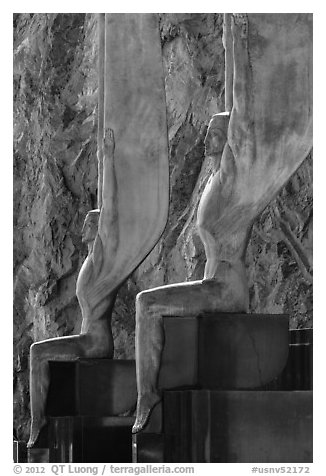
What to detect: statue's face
<box><xmin>82</xmin><ymin>213</ymin><xmax>99</xmax><ymax>244</ymax></box>
<box><xmin>204</xmin><ymin>124</ymin><xmax>226</xmax><ymax>159</ymax></box>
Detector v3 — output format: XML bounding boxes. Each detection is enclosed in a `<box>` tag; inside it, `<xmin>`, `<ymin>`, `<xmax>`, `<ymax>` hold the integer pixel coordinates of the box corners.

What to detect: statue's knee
<box><xmin>136</xmin><ymin>290</ymin><xmax>154</xmax><ymax>319</ymax></box>
<box><xmin>30</xmin><ymin>341</ymin><xmax>46</xmax><ymax>362</ymax></box>
<box><xmin>136</xmin><ymin>291</ymin><xmax>146</xmax><ymax>312</ymax></box>
<box><xmin>30</xmin><ymin>342</ymin><xmax>39</xmax><ymax>358</ymax></box>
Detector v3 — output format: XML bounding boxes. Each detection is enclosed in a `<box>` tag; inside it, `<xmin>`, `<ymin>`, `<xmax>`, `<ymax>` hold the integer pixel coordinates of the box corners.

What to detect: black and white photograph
<box><xmin>10</xmin><ymin>4</ymin><xmax>318</xmax><ymax>473</ymax></box>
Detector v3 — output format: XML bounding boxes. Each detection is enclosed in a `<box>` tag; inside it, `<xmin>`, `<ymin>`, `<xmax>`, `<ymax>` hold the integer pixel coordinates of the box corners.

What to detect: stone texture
<box><xmin>160</xmin><ymin>314</ymin><xmax>289</xmax><ymax>390</ymax></box>
<box><xmin>13</xmin><ymin>13</ymin><xmax>312</xmax><ymax>440</ymax></box>
<box><xmin>163</xmin><ymin>390</ymin><xmax>313</xmax><ymax>463</ymax></box>
<box><xmin>46</xmin><ymin>360</ymin><xmax>137</xmax><ymax>417</ymax></box>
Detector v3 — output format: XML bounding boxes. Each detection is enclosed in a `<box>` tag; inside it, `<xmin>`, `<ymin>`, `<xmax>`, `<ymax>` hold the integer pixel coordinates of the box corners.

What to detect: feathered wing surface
<box><xmin>89</xmin><ymin>14</ymin><xmax>169</xmax><ymax>305</ymax></box>
<box><xmin>198</xmin><ymin>14</ymin><xmax>313</xmax><ymax>253</ymax></box>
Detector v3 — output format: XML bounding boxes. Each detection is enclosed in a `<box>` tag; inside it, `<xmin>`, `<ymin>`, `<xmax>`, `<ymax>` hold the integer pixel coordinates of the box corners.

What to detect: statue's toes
<box><xmin>132</xmin><ymin>410</ymin><xmax>150</xmax><ymax>434</ymax></box>
<box><xmin>132</xmin><ymin>420</ymin><xmax>143</xmax><ymax>434</ymax></box>
<box><xmin>27</xmin><ymin>433</ymin><xmax>37</xmax><ymax>448</ymax></box>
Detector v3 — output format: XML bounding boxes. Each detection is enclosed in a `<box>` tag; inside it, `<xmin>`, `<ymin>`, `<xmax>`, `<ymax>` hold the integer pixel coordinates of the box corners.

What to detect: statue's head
<box><xmin>81</xmin><ymin>209</ymin><xmax>100</xmax><ymax>244</ymax></box>
<box><xmin>204</xmin><ymin>113</ymin><xmax>229</xmax><ymax>161</ymax></box>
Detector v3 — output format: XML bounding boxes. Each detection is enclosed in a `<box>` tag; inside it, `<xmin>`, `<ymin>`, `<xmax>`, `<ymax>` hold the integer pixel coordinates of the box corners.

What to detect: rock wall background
<box><xmin>13</xmin><ymin>13</ymin><xmax>313</xmax><ymax>441</ymax></box>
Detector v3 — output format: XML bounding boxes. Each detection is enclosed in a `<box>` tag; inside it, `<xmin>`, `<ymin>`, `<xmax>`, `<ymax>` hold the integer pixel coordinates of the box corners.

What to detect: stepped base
<box><xmin>133</xmin><ymin>389</ymin><xmax>313</xmax><ymax>463</ymax></box>
<box><xmin>47</xmin><ymin>416</ymin><xmax>135</xmax><ymax>463</ymax></box>
<box><xmin>27</xmin><ymin>448</ymin><xmax>49</xmax><ymax>463</ymax></box>
<box><xmin>13</xmin><ymin>440</ymin><xmax>27</xmax><ymax>463</ymax></box>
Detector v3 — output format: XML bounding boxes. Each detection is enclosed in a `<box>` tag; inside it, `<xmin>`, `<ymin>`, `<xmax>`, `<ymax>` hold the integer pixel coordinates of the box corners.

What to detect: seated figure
<box><xmin>132</xmin><ymin>13</ymin><xmax>312</xmax><ymax>433</ymax></box>
<box><xmin>28</xmin><ymin>13</ymin><xmax>170</xmax><ymax>448</ymax></box>
<box><xmin>28</xmin><ymin>129</ymin><xmax>118</xmax><ymax>448</ymax></box>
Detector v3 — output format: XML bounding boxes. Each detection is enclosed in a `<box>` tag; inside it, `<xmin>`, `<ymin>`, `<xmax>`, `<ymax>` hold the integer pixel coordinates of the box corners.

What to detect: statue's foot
<box><xmin>132</xmin><ymin>392</ymin><xmax>161</xmax><ymax>434</ymax></box>
<box><xmin>27</xmin><ymin>418</ymin><xmax>46</xmax><ymax>448</ymax></box>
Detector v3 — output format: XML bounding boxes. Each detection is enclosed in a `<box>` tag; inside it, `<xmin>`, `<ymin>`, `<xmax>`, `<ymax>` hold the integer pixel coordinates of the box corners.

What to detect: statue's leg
<box><xmin>28</xmin><ymin>333</ymin><xmax>95</xmax><ymax>448</ymax></box>
<box><xmin>133</xmin><ymin>278</ymin><xmax>247</xmax><ymax>433</ymax></box>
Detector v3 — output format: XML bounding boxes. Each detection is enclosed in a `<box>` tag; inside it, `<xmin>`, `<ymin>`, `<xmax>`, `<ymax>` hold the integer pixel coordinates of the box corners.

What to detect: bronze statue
<box><xmin>132</xmin><ymin>13</ymin><xmax>313</xmax><ymax>433</ymax></box>
<box><xmin>28</xmin><ymin>129</ymin><xmax>118</xmax><ymax>447</ymax></box>
<box><xmin>27</xmin><ymin>12</ymin><xmax>312</xmax><ymax>444</ymax></box>
<box><xmin>28</xmin><ymin>13</ymin><xmax>169</xmax><ymax>448</ymax></box>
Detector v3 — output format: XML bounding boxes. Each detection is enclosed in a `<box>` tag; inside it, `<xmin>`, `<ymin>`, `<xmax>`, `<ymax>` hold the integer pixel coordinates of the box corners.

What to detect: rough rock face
<box><xmin>13</xmin><ymin>13</ymin><xmax>312</xmax><ymax>440</ymax></box>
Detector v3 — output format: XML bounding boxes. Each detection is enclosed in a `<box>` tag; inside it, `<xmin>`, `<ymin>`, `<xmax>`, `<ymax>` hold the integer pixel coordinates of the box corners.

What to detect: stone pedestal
<box><xmin>163</xmin><ymin>390</ymin><xmax>312</xmax><ymax>463</ymax></box>
<box><xmin>13</xmin><ymin>440</ymin><xmax>27</xmax><ymax>463</ymax></box>
<box><xmin>133</xmin><ymin>316</ymin><xmax>313</xmax><ymax>463</ymax></box>
<box><xmin>29</xmin><ymin>315</ymin><xmax>312</xmax><ymax>464</ymax></box>
<box><xmin>27</xmin><ymin>448</ymin><xmax>49</xmax><ymax>463</ymax></box>
<box><xmin>48</xmin><ymin>416</ymin><xmax>134</xmax><ymax>463</ymax></box>
<box><xmin>29</xmin><ymin>359</ymin><xmax>136</xmax><ymax>462</ymax></box>
<box><xmin>160</xmin><ymin>313</ymin><xmax>289</xmax><ymax>390</ymax></box>
<box><xmin>47</xmin><ymin>359</ymin><xmax>136</xmax><ymax>417</ymax></box>
<box><xmin>264</xmin><ymin>328</ymin><xmax>313</xmax><ymax>390</ymax></box>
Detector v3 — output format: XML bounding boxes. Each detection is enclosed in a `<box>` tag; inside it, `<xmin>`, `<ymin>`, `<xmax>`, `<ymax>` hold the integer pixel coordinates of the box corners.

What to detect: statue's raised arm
<box><xmin>28</xmin><ymin>14</ymin><xmax>169</xmax><ymax>449</ymax></box>
<box><xmin>90</xmin><ymin>127</ymin><xmax>119</xmax><ymax>274</ymax></box>
<box><xmin>133</xmin><ymin>13</ymin><xmax>313</xmax><ymax>434</ymax></box>
<box><xmin>88</xmin><ymin>13</ymin><xmax>169</xmax><ymax>297</ymax></box>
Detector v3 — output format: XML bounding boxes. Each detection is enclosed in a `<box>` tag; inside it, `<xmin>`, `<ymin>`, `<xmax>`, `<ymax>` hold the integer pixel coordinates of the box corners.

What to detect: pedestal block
<box><xmin>48</xmin><ymin>416</ymin><xmax>134</xmax><ymax>463</ymax></box>
<box><xmin>27</xmin><ymin>448</ymin><xmax>49</xmax><ymax>463</ymax></box>
<box><xmin>134</xmin><ymin>321</ymin><xmax>312</xmax><ymax>464</ymax></box>
<box><xmin>164</xmin><ymin>390</ymin><xmax>313</xmax><ymax>463</ymax></box>
<box><xmin>160</xmin><ymin>313</ymin><xmax>289</xmax><ymax>390</ymax></box>
<box><xmin>13</xmin><ymin>440</ymin><xmax>27</xmax><ymax>463</ymax></box>
<box><xmin>264</xmin><ymin>328</ymin><xmax>313</xmax><ymax>390</ymax></box>
<box><xmin>47</xmin><ymin>359</ymin><xmax>137</xmax><ymax>417</ymax></box>
<box><xmin>34</xmin><ymin>316</ymin><xmax>310</xmax><ymax>464</ymax></box>
<box><xmin>135</xmin><ymin>313</ymin><xmax>290</xmax><ymax>462</ymax></box>
<box><xmin>32</xmin><ymin>359</ymin><xmax>138</xmax><ymax>462</ymax></box>
<box><xmin>159</xmin><ymin>317</ymin><xmax>198</xmax><ymax>389</ymax></box>
<box><xmin>132</xmin><ymin>433</ymin><xmax>164</xmax><ymax>463</ymax></box>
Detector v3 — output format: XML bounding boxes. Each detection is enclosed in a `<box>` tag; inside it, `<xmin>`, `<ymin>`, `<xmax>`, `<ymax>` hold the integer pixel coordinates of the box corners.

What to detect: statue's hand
<box><xmin>104</xmin><ymin>127</ymin><xmax>115</xmax><ymax>156</ymax></box>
